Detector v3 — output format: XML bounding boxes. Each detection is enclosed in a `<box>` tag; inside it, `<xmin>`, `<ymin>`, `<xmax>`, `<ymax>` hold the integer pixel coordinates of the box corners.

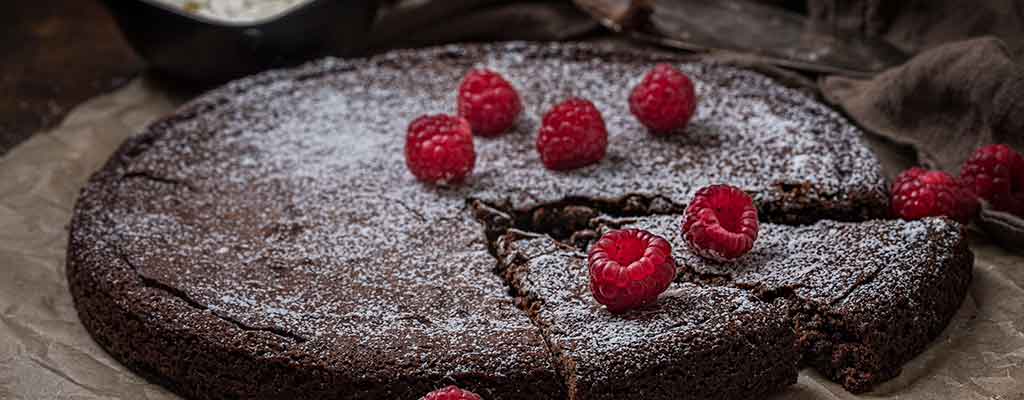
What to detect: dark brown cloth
<box><xmin>819</xmin><ymin>37</ymin><xmax>1024</xmax><ymax>252</ymax></box>
<box><xmin>803</xmin><ymin>0</ymin><xmax>1024</xmax><ymax>251</ymax></box>
<box><xmin>808</xmin><ymin>0</ymin><xmax>1024</xmax><ymax>62</ymax></box>
<box><xmin>820</xmin><ymin>38</ymin><xmax>1024</xmax><ymax>174</ymax></box>
<box><xmin>807</xmin><ymin>0</ymin><xmax>1024</xmax><ymax>175</ymax></box>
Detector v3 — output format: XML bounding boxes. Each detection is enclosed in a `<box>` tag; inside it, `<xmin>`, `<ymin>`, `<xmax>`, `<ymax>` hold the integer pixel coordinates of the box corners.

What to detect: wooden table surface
<box><xmin>0</xmin><ymin>0</ymin><xmax>143</xmax><ymax>156</ymax></box>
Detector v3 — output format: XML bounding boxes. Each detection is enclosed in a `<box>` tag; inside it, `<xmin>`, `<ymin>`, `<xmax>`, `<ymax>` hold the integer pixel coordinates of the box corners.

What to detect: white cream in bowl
<box><xmin>161</xmin><ymin>0</ymin><xmax>311</xmax><ymax>22</ymax></box>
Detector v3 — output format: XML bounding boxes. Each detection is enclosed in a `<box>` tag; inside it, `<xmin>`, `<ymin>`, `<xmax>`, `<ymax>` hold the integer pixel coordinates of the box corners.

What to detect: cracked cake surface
<box><xmin>67</xmin><ymin>42</ymin><xmax>926</xmax><ymax>400</ymax></box>
<box><xmin>68</xmin><ymin>142</ymin><xmax>561</xmax><ymax>399</ymax></box>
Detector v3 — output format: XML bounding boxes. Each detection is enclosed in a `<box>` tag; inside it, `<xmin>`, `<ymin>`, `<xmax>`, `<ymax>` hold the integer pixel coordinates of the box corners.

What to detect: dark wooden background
<box><xmin>1</xmin><ymin>1</ymin><xmax>143</xmax><ymax>155</ymax></box>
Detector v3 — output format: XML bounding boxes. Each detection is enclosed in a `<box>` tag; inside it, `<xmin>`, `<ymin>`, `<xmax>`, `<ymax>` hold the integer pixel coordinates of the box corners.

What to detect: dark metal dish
<box><xmin>100</xmin><ymin>0</ymin><xmax>377</xmax><ymax>84</ymax></box>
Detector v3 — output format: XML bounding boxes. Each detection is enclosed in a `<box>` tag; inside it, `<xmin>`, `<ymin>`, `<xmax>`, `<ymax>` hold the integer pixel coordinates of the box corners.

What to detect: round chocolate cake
<box><xmin>67</xmin><ymin>43</ymin><xmax>969</xmax><ymax>399</ymax></box>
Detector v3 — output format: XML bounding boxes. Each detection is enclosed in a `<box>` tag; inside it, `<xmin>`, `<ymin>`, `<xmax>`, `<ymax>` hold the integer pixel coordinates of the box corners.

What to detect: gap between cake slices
<box><xmin>491</xmin><ymin>231</ymin><xmax>799</xmax><ymax>400</ymax></box>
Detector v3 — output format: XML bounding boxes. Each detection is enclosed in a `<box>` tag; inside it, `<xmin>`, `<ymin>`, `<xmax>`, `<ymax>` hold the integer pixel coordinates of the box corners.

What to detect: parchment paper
<box><xmin>1</xmin><ymin>77</ymin><xmax>1022</xmax><ymax>400</ymax></box>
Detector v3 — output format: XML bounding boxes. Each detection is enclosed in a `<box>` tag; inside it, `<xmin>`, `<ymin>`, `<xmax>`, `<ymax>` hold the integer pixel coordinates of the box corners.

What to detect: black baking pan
<box><xmin>100</xmin><ymin>0</ymin><xmax>378</xmax><ymax>84</ymax></box>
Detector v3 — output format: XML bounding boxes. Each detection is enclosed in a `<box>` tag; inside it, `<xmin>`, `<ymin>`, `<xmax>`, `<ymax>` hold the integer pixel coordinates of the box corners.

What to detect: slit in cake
<box><xmin>494</xmin><ymin>231</ymin><xmax>800</xmax><ymax>400</ymax></box>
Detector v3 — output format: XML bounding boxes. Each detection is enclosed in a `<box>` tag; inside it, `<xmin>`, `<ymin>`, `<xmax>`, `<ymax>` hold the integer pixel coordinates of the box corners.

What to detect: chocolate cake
<box><xmin>66</xmin><ymin>42</ymin><xmax>958</xmax><ymax>399</ymax></box>
<box><xmin>495</xmin><ymin>232</ymin><xmax>799</xmax><ymax>400</ymax></box>
<box><xmin>611</xmin><ymin>215</ymin><xmax>973</xmax><ymax>393</ymax></box>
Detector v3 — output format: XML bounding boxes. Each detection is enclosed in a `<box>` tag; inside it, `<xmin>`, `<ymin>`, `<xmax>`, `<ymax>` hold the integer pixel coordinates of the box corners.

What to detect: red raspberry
<box><xmin>420</xmin><ymin>385</ymin><xmax>482</xmax><ymax>400</ymax></box>
<box><xmin>891</xmin><ymin>167</ymin><xmax>979</xmax><ymax>224</ymax></box>
<box><xmin>629</xmin><ymin>63</ymin><xmax>697</xmax><ymax>135</ymax></box>
<box><xmin>458</xmin><ymin>69</ymin><xmax>523</xmax><ymax>137</ymax></box>
<box><xmin>405</xmin><ymin>115</ymin><xmax>475</xmax><ymax>184</ymax></box>
<box><xmin>536</xmin><ymin>98</ymin><xmax>608</xmax><ymax>171</ymax></box>
<box><xmin>588</xmin><ymin>229</ymin><xmax>677</xmax><ymax>314</ymax></box>
<box><xmin>682</xmin><ymin>185</ymin><xmax>759</xmax><ymax>261</ymax></box>
<box><xmin>960</xmin><ymin>144</ymin><xmax>1024</xmax><ymax>216</ymax></box>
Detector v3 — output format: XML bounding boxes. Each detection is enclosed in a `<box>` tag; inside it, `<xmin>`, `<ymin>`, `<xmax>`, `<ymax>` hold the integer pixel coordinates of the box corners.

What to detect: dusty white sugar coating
<box><xmin>69</xmin><ymin>43</ymin><xmax>892</xmax><ymax>395</ymax></box>
<box><xmin>499</xmin><ymin>214</ymin><xmax>970</xmax><ymax>396</ymax></box>
<box><xmin>499</xmin><ymin>234</ymin><xmax>795</xmax><ymax>396</ymax></box>
<box><xmin>625</xmin><ymin>215</ymin><xmax>965</xmax><ymax>306</ymax></box>
<box><xmin>98</xmin><ymin>173</ymin><xmax>551</xmax><ymax>381</ymax></box>
<box><xmin>99</xmin><ymin>42</ymin><xmax>882</xmax><ymax>350</ymax></box>
<box><xmin>126</xmin><ymin>42</ymin><xmax>886</xmax><ymax>218</ymax></box>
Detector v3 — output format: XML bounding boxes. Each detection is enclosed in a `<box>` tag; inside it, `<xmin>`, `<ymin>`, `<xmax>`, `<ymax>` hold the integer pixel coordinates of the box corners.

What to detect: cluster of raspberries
<box><xmin>404</xmin><ymin>64</ymin><xmax>697</xmax><ymax>184</ymax></box>
<box><xmin>891</xmin><ymin>144</ymin><xmax>1023</xmax><ymax>224</ymax></box>
<box><xmin>404</xmin><ymin>64</ymin><xmax>754</xmax><ymax>315</ymax></box>
<box><xmin>590</xmin><ymin>184</ymin><xmax>759</xmax><ymax>313</ymax></box>
<box><xmin>586</xmin><ymin>144</ymin><xmax>1024</xmax><ymax>316</ymax></box>
<box><xmin>404</xmin><ymin>63</ymin><xmax>1023</xmax><ymax>320</ymax></box>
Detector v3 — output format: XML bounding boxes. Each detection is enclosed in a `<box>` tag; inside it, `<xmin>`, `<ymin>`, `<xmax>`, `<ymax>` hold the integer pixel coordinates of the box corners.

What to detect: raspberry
<box><xmin>629</xmin><ymin>63</ymin><xmax>698</xmax><ymax>135</ymax></box>
<box><xmin>458</xmin><ymin>69</ymin><xmax>523</xmax><ymax>137</ymax></box>
<box><xmin>536</xmin><ymin>98</ymin><xmax>608</xmax><ymax>170</ymax></box>
<box><xmin>588</xmin><ymin>229</ymin><xmax>677</xmax><ymax>313</ymax></box>
<box><xmin>682</xmin><ymin>185</ymin><xmax>759</xmax><ymax>261</ymax></box>
<box><xmin>420</xmin><ymin>385</ymin><xmax>482</xmax><ymax>400</ymax></box>
<box><xmin>960</xmin><ymin>144</ymin><xmax>1024</xmax><ymax>216</ymax></box>
<box><xmin>891</xmin><ymin>167</ymin><xmax>978</xmax><ymax>224</ymax></box>
<box><xmin>405</xmin><ymin>115</ymin><xmax>475</xmax><ymax>184</ymax></box>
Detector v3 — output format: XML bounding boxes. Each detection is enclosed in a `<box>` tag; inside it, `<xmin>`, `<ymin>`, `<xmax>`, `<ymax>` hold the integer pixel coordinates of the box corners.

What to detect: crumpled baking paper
<box><xmin>1</xmin><ymin>77</ymin><xmax>1022</xmax><ymax>400</ymax></box>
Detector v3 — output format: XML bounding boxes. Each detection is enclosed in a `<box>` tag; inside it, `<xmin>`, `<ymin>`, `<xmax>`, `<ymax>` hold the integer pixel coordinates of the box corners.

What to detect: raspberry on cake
<box><xmin>682</xmin><ymin>184</ymin><xmax>759</xmax><ymax>261</ymax></box>
<box><xmin>891</xmin><ymin>167</ymin><xmax>978</xmax><ymax>224</ymax></box>
<box><xmin>497</xmin><ymin>233</ymin><xmax>798</xmax><ymax>400</ymax></box>
<box><xmin>960</xmin><ymin>144</ymin><xmax>1024</xmax><ymax>217</ymax></box>
<box><xmin>405</xmin><ymin>114</ymin><xmax>476</xmax><ymax>184</ymax></box>
<box><xmin>536</xmin><ymin>98</ymin><xmax>608</xmax><ymax>171</ymax></box>
<box><xmin>629</xmin><ymin>63</ymin><xmax>697</xmax><ymax>134</ymax></box>
<box><xmin>421</xmin><ymin>385</ymin><xmax>483</xmax><ymax>400</ymax></box>
<box><xmin>458</xmin><ymin>69</ymin><xmax>523</xmax><ymax>137</ymax></box>
<box><xmin>588</xmin><ymin>229</ymin><xmax>677</xmax><ymax>313</ymax></box>
<box><xmin>626</xmin><ymin>214</ymin><xmax>973</xmax><ymax>394</ymax></box>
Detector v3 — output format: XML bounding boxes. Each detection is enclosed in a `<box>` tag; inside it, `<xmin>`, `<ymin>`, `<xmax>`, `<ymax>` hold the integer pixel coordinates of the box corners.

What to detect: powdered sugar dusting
<box><xmin>625</xmin><ymin>215</ymin><xmax>965</xmax><ymax>307</ymax></box>
<box><xmin>464</xmin><ymin>48</ymin><xmax>887</xmax><ymax>211</ymax></box>
<box><xmin>126</xmin><ymin>42</ymin><xmax>885</xmax><ymax>216</ymax></box>
<box><xmin>100</xmin><ymin>175</ymin><xmax>551</xmax><ymax>383</ymax></box>
<box><xmin>70</xmin><ymin>42</ymin><xmax>895</xmax><ymax>395</ymax></box>
<box><xmin>500</xmin><ymin>215</ymin><xmax>969</xmax><ymax>396</ymax></box>
<box><xmin>499</xmin><ymin>234</ymin><xmax>795</xmax><ymax>397</ymax></box>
